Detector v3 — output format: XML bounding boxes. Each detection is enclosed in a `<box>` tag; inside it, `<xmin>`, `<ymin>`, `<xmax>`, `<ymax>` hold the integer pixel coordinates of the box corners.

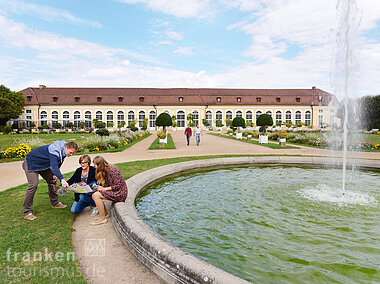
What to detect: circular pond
<box><xmin>136</xmin><ymin>165</ymin><xmax>379</xmax><ymax>283</ymax></box>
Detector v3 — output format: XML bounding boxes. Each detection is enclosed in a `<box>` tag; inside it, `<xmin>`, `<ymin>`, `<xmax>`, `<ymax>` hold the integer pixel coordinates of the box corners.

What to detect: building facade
<box><xmin>15</xmin><ymin>86</ymin><xmax>336</xmax><ymax>130</ymax></box>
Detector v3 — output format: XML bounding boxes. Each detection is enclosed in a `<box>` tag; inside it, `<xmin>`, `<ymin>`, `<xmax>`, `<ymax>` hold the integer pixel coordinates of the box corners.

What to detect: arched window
<box><xmin>40</xmin><ymin>111</ymin><xmax>48</xmax><ymax>126</ymax></box>
<box><xmin>285</xmin><ymin>111</ymin><xmax>292</xmax><ymax>123</ymax></box>
<box><xmin>52</xmin><ymin>111</ymin><xmax>58</xmax><ymax>126</ymax></box>
<box><xmin>139</xmin><ymin>111</ymin><xmax>145</xmax><ymax>128</ymax></box>
<box><xmin>117</xmin><ymin>111</ymin><xmax>124</xmax><ymax>127</ymax></box>
<box><xmin>192</xmin><ymin>110</ymin><xmax>199</xmax><ymax>127</ymax></box>
<box><xmin>266</xmin><ymin>110</ymin><xmax>272</xmax><ymax>117</ymax></box>
<box><xmin>107</xmin><ymin>111</ymin><xmax>114</xmax><ymax>126</ymax></box>
<box><xmin>246</xmin><ymin>111</ymin><xmax>252</xmax><ymax>124</ymax></box>
<box><xmin>216</xmin><ymin>110</ymin><xmax>223</xmax><ymax>124</ymax></box>
<box><xmin>275</xmin><ymin>111</ymin><xmax>282</xmax><ymax>125</ymax></box>
<box><xmin>255</xmin><ymin>110</ymin><xmax>262</xmax><ymax>122</ymax></box>
<box><xmin>85</xmin><ymin>111</ymin><xmax>92</xmax><ymax>128</ymax></box>
<box><xmin>305</xmin><ymin>110</ymin><xmax>311</xmax><ymax>126</ymax></box>
<box><xmin>236</xmin><ymin>110</ymin><xmax>242</xmax><ymax>118</ymax></box>
<box><xmin>318</xmin><ymin>109</ymin><xmax>324</xmax><ymax>128</ymax></box>
<box><xmin>63</xmin><ymin>111</ymin><xmax>70</xmax><ymax>127</ymax></box>
<box><xmin>295</xmin><ymin>111</ymin><xmax>302</xmax><ymax>125</ymax></box>
<box><xmin>127</xmin><ymin>111</ymin><xmax>135</xmax><ymax>126</ymax></box>
<box><xmin>205</xmin><ymin>110</ymin><xmax>212</xmax><ymax>127</ymax></box>
<box><xmin>96</xmin><ymin>111</ymin><xmax>103</xmax><ymax>122</ymax></box>
<box><xmin>74</xmin><ymin>111</ymin><xmax>81</xmax><ymax>128</ymax></box>
<box><xmin>226</xmin><ymin>110</ymin><xmax>232</xmax><ymax>120</ymax></box>
<box><xmin>149</xmin><ymin>111</ymin><xmax>156</xmax><ymax>128</ymax></box>
<box><xmin>177</xmin><ymin>111</ymin><xmax>185</xmax><ymax>128</ymax></box>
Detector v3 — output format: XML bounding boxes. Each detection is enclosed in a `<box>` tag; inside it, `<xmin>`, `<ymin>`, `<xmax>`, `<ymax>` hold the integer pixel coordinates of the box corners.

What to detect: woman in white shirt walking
<box><xmin>195</xmin><ymin>125</ymin><xmax>201</xmax><ymax>146</ymax></box>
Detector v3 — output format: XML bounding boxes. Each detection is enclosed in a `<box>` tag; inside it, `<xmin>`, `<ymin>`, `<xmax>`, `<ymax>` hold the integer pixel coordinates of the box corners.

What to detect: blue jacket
<box><xmin>26</xmin><ymin>140</ymin><xmax>67</xmax><ymax>181</ymax></box>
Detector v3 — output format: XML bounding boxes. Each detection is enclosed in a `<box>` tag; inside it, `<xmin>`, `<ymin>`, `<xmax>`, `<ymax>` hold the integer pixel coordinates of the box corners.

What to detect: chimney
<box><xmin>39</xmin><ymin>85</ymin><xmax>46</xmax><ymax>89</ymax></box>
<box><xmin>312</xmin><ymin>86</ymin><xmax>316</xmax><ymax>89</ymax></box>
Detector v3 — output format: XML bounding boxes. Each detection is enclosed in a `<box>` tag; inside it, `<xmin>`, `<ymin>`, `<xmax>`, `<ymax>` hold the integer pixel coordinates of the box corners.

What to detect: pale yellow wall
<box><xmin>12</xmin><ymin>104</ymin><xmax>334</xmax><ymax>130</ymax></box>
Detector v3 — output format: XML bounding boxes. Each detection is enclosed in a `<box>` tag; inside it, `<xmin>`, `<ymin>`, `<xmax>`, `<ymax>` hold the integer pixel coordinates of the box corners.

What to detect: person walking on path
<box><xmin>184</xmin><ymin>125</ymin><xmax>192</xmax><ymax>146</ymax></box>
<box><xmin>91</xmin><ymin>156</ymin><xmax>128</xmax><ymax>226</ymax></box>
<box><xmin>22</xmin><ymin>140</ymin><xmax>79</xmax><ymax>220</ymax></box>
<box><xmin>195</xmin><ymin>124</ymin><xmax>201</xmax><ymax>146</ymax></box>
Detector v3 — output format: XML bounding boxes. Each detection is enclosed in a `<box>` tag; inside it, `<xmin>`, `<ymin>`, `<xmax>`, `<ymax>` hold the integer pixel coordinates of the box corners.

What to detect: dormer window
<box><xmin>237</xmin><ymin>97</ymin><xmax>241</xmax><ymax>102</ymax></box>
<box><xmin>97</xmin><ymin>96</ymin><xmax>102</xmax><ymax>102</ymax></box>
<box><xmin>318</xmin><ymin>95</ymin><xmax>323</xmax><ymax>102</ymax></box>
<box><xmin>179</xmin><ymin>97</ymin><xmax>183</xmax><ymax>102</ymax></box>
<box><xmin>256</xmin><ymin>97</ymin><xmax>261</xmax><ymax>102</ymax></box>
<box><xmin>139</xmin><ymin>96</ymin><xmax>144</xmax><ymax>102</ymax></box>
<box><xmin>216</xmin><ymin>97</ymin><xmax>221</xmax><ymax>102</ymax></box>
<box><xmin>53</xmin><ymin>96</ymin><xmax>58</xmax><ymax>102</ymax></box>
<box><xmin>75</xmin><ymin>96</ymin><xmax>80</xmax><ymax>102</ymax></box>
<box><xmin>118</xmin><ymin>96</ymin><xmax>123</xmax><ymax>103</ymax></box>
<box><xmin>276</xmin><ymin>97</ymin><xmax>281</xmax><ymax>102</ymax></box>
<box><xmin>27</xmin><ymin>96</ymin><xmax>32</xmax><ymax>102</ymax></box>
<box><xmin>296</xmin><ymin>97</ymin><xmax>301</xmax><ymax>103</ymax></box>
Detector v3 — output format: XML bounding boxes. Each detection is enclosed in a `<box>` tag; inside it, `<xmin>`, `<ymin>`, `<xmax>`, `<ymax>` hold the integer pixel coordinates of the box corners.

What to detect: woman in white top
<box><xmin>195</xmin><ymin>125</ymin><xmax>201</xmax><ymax>146</ymax></box>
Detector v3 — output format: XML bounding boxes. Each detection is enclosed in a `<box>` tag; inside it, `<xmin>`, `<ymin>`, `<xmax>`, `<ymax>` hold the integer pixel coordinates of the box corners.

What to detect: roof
<box><xmin>19</xmin><ymin>87</ymin><xmax>334</xmax><ymax>106</ymax></box>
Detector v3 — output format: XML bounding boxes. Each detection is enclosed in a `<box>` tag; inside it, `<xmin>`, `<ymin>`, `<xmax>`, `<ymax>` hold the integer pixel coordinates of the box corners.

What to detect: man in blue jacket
<box><xmin>22</xmin><ymin>140</ymin><xmax>79</xmax><ymax>220</ymax></box>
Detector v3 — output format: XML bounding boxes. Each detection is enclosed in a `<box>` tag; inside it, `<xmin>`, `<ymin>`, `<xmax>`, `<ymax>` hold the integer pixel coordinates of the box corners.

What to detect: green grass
<box><xmin>1</xmin><ymin>153</ymin><xmax>318</xmax><ymax>283</ymax></box>
<box><xmin>209</xmin><ymin>133</ymin><xmax>299</xmax><ymax>149</ymax></box>
<box><xmin>148</xmin><ymin>133</ymin><xmax>176</xmax><ymax>150</ymax></box>
<box><xmin>362</xmin><ymin>134</ymin><xmax>380</xmax><ymax>144</ymax></box>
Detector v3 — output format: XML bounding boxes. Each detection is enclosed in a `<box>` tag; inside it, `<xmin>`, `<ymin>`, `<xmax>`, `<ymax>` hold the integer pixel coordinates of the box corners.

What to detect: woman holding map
<box><xmin>91</xmin><ymin>156</ymin><xmax>128</xmax><ymax>226</ymax></box>
<box><xmin>67</xmin><ymin>155</ymin><xmax>97</xmax><ymax>214</ymax></box>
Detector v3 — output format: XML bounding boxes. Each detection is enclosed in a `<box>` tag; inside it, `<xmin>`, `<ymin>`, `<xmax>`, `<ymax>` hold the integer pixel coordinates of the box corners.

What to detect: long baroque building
<box><xmin>16</xmin><ymin>86</ymin><xmax>336</xmax><ymax>130</ymax></box>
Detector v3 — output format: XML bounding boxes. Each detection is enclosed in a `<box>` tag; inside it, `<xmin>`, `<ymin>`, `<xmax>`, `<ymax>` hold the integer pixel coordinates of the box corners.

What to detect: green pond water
<box><xmin>135</xmin><ymin>166</ymin><xmax>380</xmax><ymax>283</ymax></box>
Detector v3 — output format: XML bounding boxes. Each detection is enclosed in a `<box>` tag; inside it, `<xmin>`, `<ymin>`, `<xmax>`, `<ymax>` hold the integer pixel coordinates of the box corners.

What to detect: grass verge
<box><xmin>148</xmin><ymin>133</ymin><xmax>176</xmax><ymax>150</ymax></box>
<box><xmin>209</xmin><ymin>133</ymin><xmax>299</xmax><ymax>149</ymax></box>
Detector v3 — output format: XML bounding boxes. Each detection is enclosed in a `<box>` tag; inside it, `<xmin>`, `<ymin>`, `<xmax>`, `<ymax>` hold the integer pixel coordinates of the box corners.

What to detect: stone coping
<box><xmin>111</xmin><ymin>156</ymin><xmax>380</xmax><ymax>284</ymax></box>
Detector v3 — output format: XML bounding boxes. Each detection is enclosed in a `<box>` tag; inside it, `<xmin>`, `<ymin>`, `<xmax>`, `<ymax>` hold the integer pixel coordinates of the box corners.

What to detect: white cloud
<box><xmin>174</xmin><ymin>47</ymin><xmax>195</xmax><ymax>55</ymax></box>
<box><xmin>0</xmin><ymin>0</ymin><xmax>102</xmax><ymax>28</ymax></box>
<box><xmin>166</xmin><ymin>30</ymin><xmax>184</xmax><ymax>40</ymax></box>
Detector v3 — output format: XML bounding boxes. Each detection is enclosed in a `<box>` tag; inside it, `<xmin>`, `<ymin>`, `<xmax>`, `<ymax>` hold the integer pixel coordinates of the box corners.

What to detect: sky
<box><xmin>0</xmin><ymin>0</ymin><xmax>379</xmax><ymax>98</ymax></box>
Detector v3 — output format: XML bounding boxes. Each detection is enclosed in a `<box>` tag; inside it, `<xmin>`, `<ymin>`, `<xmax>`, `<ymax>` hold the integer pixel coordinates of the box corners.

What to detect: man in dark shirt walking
<box><xmin>184</xmin><ymin>125</ymin><xmax>192</xmax><ymax>146</ymax></box>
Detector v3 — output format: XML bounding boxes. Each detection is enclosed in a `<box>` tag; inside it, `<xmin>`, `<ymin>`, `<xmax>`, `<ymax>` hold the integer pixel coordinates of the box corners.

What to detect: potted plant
<box><xmin>232</xmin><ymin>117</ymin><xmax>246</xmax><ymax>139</ymax></box>
<box><xmin>156</xmin><ymin>113</ymin><xmax>172</xmax><ymax>132</ymax></box>
<box><xmin>256</xmin><ymin>114</ymin><xmax>273</xmax><ymax>144</ymax></box>
<box><xmin>225</xmin><ymin>118</ymin><xmax>232</xmax><ymax>130</ymax></box>
<box><xmin>171</xmin><ymin>115</ymin><xmax>177</xmax><ymax>131</ymax></box>
<box><xmin>157</xmin><ymin>130</ymin><xmax>167</xmax><ymax>145</ymax></box>
<box><xmin>278</xmin><ymin>130</ymin><xmax>288</xmax><ymax>146</ymax></box>
<box><xmin>202</xmin><ymin>118</ymin><xmax>210</xmax><ymax>130</ymax></box>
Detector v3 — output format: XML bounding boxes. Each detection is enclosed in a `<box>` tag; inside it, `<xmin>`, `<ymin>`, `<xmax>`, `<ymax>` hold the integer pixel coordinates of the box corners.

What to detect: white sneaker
<box><xmin>90</xmin><ymin>208</ymin><xmax>99</xmax><ymax>216</ymax></box>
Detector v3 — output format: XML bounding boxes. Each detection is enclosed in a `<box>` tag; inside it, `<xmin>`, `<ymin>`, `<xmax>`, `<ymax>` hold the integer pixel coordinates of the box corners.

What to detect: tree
<box><xmin>256</xmin><ymin>114</ymin><xmax>273</xmax><ymax>134</ymax></box>
<box><xmin>155</xmin><ymin>113</ymin><xmax>172</xmax><ymax>131</ymax></box>
<box><xmin>0</xmin><ymin>85</ymin><xmax>25</xmax><ymax>127</ymax></box>
<box><xmin>232</xmin><ymin>117</ymin><xmax>246</xmax><ymax>129</ymax></box>
<box><xmin>96</xmin><ymin>128</ymin><xmax>110</xmax><ymax>137</ymax></box>
<box><xmin>359</xmin><ymin>95</ymin><xmax>380</xmax><ymax>130</ymax></box>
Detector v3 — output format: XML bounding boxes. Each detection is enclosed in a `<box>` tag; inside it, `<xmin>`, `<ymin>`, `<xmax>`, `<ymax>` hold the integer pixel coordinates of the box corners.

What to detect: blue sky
<box><xmin>0</xmin><ymin>0</ymin><xmax>379</xmax><ymax>98</ymax></box>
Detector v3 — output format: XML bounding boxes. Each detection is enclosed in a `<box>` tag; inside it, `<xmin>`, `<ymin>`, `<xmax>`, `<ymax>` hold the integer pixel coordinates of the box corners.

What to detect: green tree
<box><xmin>360</xmin><ymin>95</ymin><xmax>380</xmax><ymax>130</ymax></box>
<box><xmin>155</xmin><ymin>113</ymin><xmax>172</xmax><ymax>131</ymax></box>
<box><xmin>256</xmin><ymin>114</ymin><xmax>273</xmax><ymax>134</ymax></box>
<box><xmin>232</xmin><ymin>117</ymin><xmax>246</xmax><ymax>129</ymax></box>
<box><xmin>0</xmin><ymin>85</ymin><xmax>25</xmax><ymax>127</ymax></box>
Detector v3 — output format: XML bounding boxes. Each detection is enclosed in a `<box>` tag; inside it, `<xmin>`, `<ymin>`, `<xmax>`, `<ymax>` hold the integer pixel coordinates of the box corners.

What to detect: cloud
<box><xmin>0</xmin><ymin>0</ymin><xmax>102</xmax><ymax>28</ymax></box>
<box><xmin>174</xmin><ymin>47</ymin><xmax>195</xmax><ymax>55</ymax></box>
<box><xmin>166</xmin><ymin>30</ymin><xmax>184</xmax><ymax>40</ymax></box>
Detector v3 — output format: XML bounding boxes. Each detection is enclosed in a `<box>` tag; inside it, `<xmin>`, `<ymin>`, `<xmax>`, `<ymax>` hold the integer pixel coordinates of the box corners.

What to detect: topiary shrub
<box><xmin>96</xmin><ymin>128</ymin><xmax>110</xmax><ymax>137</ymax></box>
<box><xmin>232</xmin><ymin>117</ymin><xmax>246</xmax><ymax>129</ymax></box>
<box><xmin>256</xmin><ymin>114</ymin><xmax>273</xmax><ymax>134</ymax></box>
<box><xmin>155</xmin><ymin>113</ymin><xmax>172</xmax><ymax>131</ymax></box>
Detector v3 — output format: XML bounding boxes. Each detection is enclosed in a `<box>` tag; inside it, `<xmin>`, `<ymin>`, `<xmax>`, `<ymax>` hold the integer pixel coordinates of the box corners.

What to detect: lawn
<box><xmin>362</xmin><ymin>133</ymin><xmax>380</xmax><ymax>144</ymax></box>
<box><xmin>1</xmin><ymin>154</ymin><xmax>309</xmax><ymax>283</ymax></box>
<box><xmin>148</xmin><ymin>133</ymin><xmax>176</xmax><ymax>150</ymax></box>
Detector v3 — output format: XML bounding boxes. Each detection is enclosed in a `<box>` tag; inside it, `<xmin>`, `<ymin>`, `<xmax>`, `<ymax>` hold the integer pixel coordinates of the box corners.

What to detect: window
<box><xmin>318</xmin><ymin>96</ymin><xmax>323</xmax><ymax>102</ymax></box>
<box><xmin>63</xmin><ymin>111</ymin><xmax>70</xmax><ymax>127</ymax></box>
<box><xmin>117</xmin><ymin>111</ymin><xmax>124</xmax><ymax>127</ymax></box>
<box><xmin>296</xmin><ymin>97</ymin><xmax>301</xmax><ymax>103</ymax></box>
<box><xmin>149</xmin><ymin>111</ymin><xmax>156</xmax><ymax>128</ymax></box>
<box><xmin>192</xmin><ymin>110</ymin><xmax>199</xmax><ymax>127</ymax></box>
<box><xmin>27</xmin><ymin>96</ymin><xmax>32</xmax><ymax>102</ymax></box>
<box><xmin>40</xmin><ymin>111</ymin><xmax>47</xmax><ymax>126</ymax></box>
<box><xmin>96</xmin><ymin>111</ymin><xmax>103</xmax><ymax>122</ymax></box>
<box><xmin>179</xmin><ymin>97</ymin><xmax>183</xmax><ymax>102</ymax></box>
<box><xmin>285</xmin><ymin>111</ymin><xmax>292</xmax><ymax>123</ymax></box>
<box><xmin>205</xmin><ymin>110</ymin><xmax>212</xmax><ymax>127</ymax></box>
<box><xmin>266</xmin><ymin>110</ymin><xmax>272</xmax><ymax>117</ymax></box>
<box><xmin>97</xmin><ymin>96</ymin><xmax>102</xmax><ymax>102</ymax></box>
<box><xmin>75</xmin><ymin>96</ymin><xmax>80</xmax><ymax>103</ymax></box>
<box><xmin>216</xmin><ymin>97</ymin><xmax>221</xmax><ymax>102</ymax></box>
<box><xmin>276</xmin><ymin>97</ymin><xmax>281</xmax><ymax>102</ymax></box>
<box><xmin>305</xmin><ymin>110</ymin><xmax>311</xmax><ymax>126</ymax></box>
<box><xmin>52</xmin><ymin>111</ymin><xmax>58</xmax><ymax>126</ymax></box>
<box><xmin>118</xmin><ymin>97</ymin><xmax>123</xmax><ymax>103</ymax></box>
<box><xmin>26</xmin><ymin>109</ymin><xmax>32</xmax><ymax>114</ymax></box>
<box><xmin>318</xmin><ymin>109</ymin><xmax>324</xmax><ymax>127</ymax></box>
<box><xmin>295</xmin><ymin>111</ymin><xmax>302</xmax><ymax>125</ymax></box>
<box><xmin>74</xmin><ymin>111</ymin><xmax>81</xmax><ymax>128</ymax></box>
<box><xmin>216</xmin><ymin>110</ymin><xmax>223</xmax><ymax>124</ymax></box>
<box><xmin>127</xmin><ymin>111</ymin><xmax>135</xmax><ymax>126</ymax></box>
<box><xmin>236</xmin><ymin>110</ymin><xmax>242</xmax><ymax>118</ymax></box>
<box><xmin>275</xmin><ymin>111</ymin><xmax>282</xmax><ymax>125</ymax></box>
<box><xmin>138</xmin><ymin>111</ymin><xmax>145</xmax><ymax>128</ymax></box>
<box><xmin>237</xmin><ymin>97</ymin><xmax>241</xmax><ymax>102</ymax></box>
<box><xmin>107</xmin><ymin>111</ymin><xmax>114</xmax><ymax>126</ymax></box>
<box><xmin>85</xmin><ymin>111</ymin><xmax>92</xmax><ymax>128</ymax></box>
<box><xmin>177</xmin><ymin>111</ymin><xmax>185</xmax><ymax>128</ymax></box>
<box><xmin>139</xmin><ymin>97</ymin><xmax>144</xmax><ymax>102</ymax></box>
<box><xmin>226</xmin><ymin>110</ymin><xmax>232</xmax><ymax>120</ymax></box>
<box><xmin>246</xmin><ymin>111</ymin><xmax>252</xmax><ymax>124</ymax></box>
<box><xmin>53</xmin><ymin>96</ymin><xmax>58</xmax><ymax>102</ymax></box>
<box><xmin>255</xmin><ymin>111</ymin><xmax>262</xmax><ymax>122</ymax></box>
<box><xmin>256</xmin><ymin>97</ymin><xmax>261</xmax><ymax>102</ymax></box>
